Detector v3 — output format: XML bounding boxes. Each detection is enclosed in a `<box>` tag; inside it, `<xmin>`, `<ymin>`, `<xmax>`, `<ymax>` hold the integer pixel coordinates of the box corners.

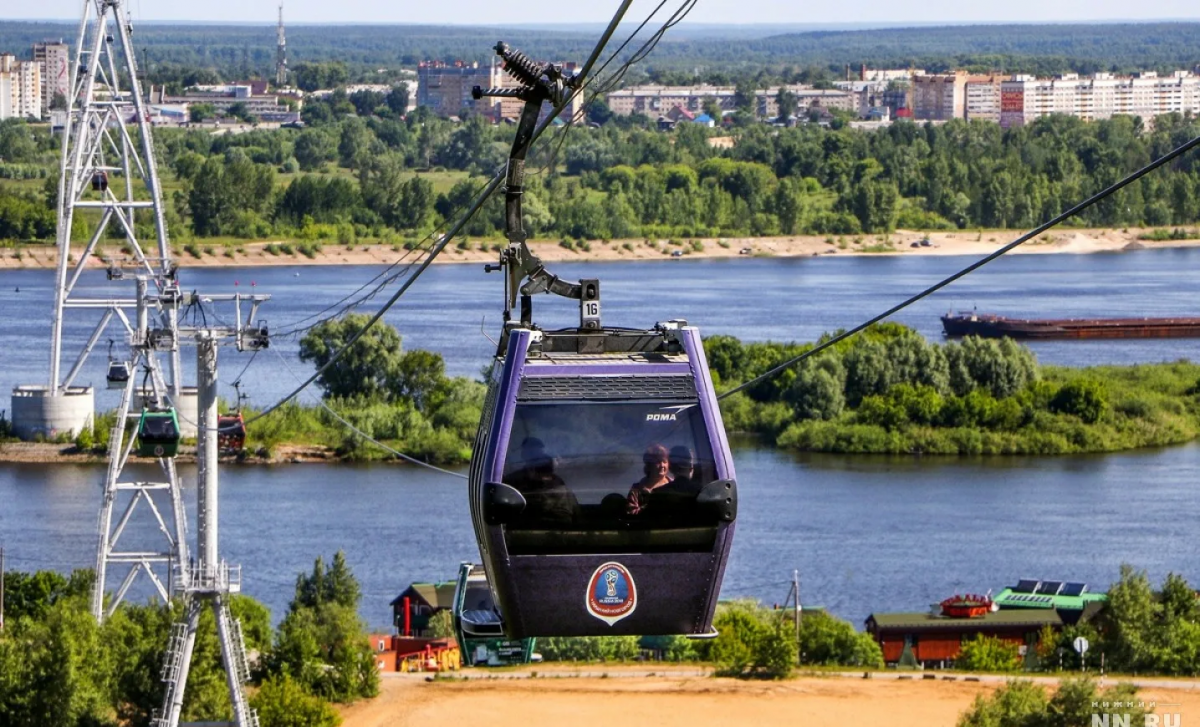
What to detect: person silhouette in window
<box><xmin>626</xmin><ymin>443</ymin><xmax>672</xmax><ymax>517</ymax></box>
<box><xmin>508</xmin><ymin>437</ymin><xmax>578</xmax><ymax>525</ymax></box>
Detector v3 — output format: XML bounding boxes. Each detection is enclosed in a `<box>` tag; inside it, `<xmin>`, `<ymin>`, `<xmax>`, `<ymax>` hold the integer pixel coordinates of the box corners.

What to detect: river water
<box><xmin>1</xmin><ymin>250</ymin><xmax>1199</xmax><ymax>627</ymax></box>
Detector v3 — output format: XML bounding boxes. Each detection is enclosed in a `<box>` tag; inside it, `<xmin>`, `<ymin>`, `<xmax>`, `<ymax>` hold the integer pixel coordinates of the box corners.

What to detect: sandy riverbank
<box><xmin>338</xmin><ymin>667</ymin><xmax>1200</xmax><ymax>727</ymax></box>
<box><xmin>0</xmin><ymin>441</ymin><xmax>340</xmax><ymax>465</ymax></box>
<box><xmin>0</xmin><ymin>228</ymin><xmax>1195</xmax><ymax>270</ymax></box>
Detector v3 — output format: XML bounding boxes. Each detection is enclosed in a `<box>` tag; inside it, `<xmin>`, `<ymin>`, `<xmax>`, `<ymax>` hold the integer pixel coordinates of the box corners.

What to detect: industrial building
<box><xmin>148</xmin><ymin>84</ymin><xmax>301</xmax><ymax>124</ymax></box>
<box><xmin>0</xmin><ymin>53</ymin><xmax>42</xmax><ymax>120</ymax></box>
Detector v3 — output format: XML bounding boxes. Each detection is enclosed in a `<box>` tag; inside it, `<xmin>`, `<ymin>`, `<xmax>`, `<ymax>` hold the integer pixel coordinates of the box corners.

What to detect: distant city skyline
<box><xmin>5</xmin><ymin>0</ymin><xmax>1200</xmax><ymax>26</ymax></box>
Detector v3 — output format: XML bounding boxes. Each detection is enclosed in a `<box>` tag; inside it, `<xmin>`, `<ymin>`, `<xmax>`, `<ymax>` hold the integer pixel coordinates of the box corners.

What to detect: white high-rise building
<box><xmin>33</xmin><ymin>41</ymin><xmax>70</xmax><ymax>112</ymax></box>
<box><xmin>0</xmin><ymin>54</ymin><xmax>42</xmax><ymax>120</ymax></box>
<box><xmin>1000</xmin><ymin>71</ymin><xmax>1200</xmax><ymax>129</ymax></box>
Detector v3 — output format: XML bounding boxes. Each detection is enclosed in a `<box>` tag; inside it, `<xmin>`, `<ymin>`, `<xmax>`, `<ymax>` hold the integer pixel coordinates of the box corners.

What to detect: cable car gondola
<box><xmin>106</xmin><ymin>340</ymin><xmax>130</xmax><ymax>390</ymax></box>
<box><xmin>469</xmin><ymin>320</ymin><xmax>737</xmax><ymax>639</ymax></box>
<box><xmin>91</xmin><ymin>171</ymin><xmax>108</xmax><ymax>192</ymax></box>
<box><xmin>467</xmin><ymin>42</ymin><xmax>736</xmax><ymax>639</ymax></box>
<box><xmin>452</xmin><ymin>562</ymin><xmax>537</xmax><ymax>666</ymax></box>
<box><xmin>217</xmin><ymin>382</ymin><xmax>248</xmax><ymax>453</ymax></box>
<box><xmin>136</xmin><ymin>408</ymin><xmax>181</xmax><ymax>458</ymax></box>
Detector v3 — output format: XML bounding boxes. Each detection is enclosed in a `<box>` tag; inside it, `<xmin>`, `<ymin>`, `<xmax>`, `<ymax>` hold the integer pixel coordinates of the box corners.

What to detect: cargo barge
<box><xmin>941</xmin><ymin>311</ymin><xmax>1200</xmax><ymax>340</ymax></box>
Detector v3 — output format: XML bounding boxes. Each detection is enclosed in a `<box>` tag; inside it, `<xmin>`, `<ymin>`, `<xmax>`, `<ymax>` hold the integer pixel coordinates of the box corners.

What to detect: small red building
<box><xmin>865</xmin><ymin>606</ymin><xmax>1062</xmax><ymax>666</ymax></box>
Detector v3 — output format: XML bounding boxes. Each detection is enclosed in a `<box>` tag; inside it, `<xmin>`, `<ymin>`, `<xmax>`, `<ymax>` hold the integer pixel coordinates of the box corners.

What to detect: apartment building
<box><xmin>910</xmin><ymin>72</ymin><xmax>974</xmax><ymax>121</ymax></box>
<box><xmin>998</xmin><ymin>71</ymin><xmax>1200</xmax><ymax>128</ymax></box>
<box><xmin>0</xmin><ymin>54</ymin><xmax>42</xmax><ymax>120</ymax></box>
<box><xmin>964</xmin><ymin>76</ymin><xmax>1005</xmax><ymax>122</ymax></box>
<box><xmin>605</xmin><ymin>84</ymin><xmax>736</xmax><ymax>116</ymax></box>
<box><xmin>415</xmin><ymin>61</ymin><xmax>492</xmax><ymax>118</ymax></box>
<box><xmin>32</xmin><ymin>41</ymin><xmax>70</xmax><ymax>112</ymax></box>
<box><xmin>604</xmin><ymin>84</ymin><xmax>853</xmax><ymax>119</ymax></box>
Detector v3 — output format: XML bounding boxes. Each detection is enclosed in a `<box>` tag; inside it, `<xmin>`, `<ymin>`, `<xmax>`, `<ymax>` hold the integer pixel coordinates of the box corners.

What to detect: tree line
<box><xmin>0</xmin><ymin>551</ymin><xmax>374</xmax><ymax>726</ymax></box>
<box><xmin>5</xmin><ymin>21</ymin><xmax>1200</xmax><ymax>85</ymax></box>
<box><xmin>7</xmin><ymin>101</ymin><xmax>1200</xmax><ymax>246</ymax></box>
<box><xmin>709</xmin><ymin>323</ymin><xmax>1200</xmax><ymax>456</ymax></box>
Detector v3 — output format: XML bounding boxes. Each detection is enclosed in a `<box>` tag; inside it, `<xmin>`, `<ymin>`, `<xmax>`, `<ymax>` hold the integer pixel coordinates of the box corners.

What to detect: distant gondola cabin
<box><xmin>137</xmin><ymin>409</ymin><xmax>181</xmax><ymax>458</ymax></box>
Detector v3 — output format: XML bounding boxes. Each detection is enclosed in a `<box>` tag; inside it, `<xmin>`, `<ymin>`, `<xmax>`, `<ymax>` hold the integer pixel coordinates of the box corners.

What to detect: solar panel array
<box><xmin>1060</xmin><ymin>582</ymin><xmax>1088</xmax><ymax>597</ymax></box>
<box><xmin>1037</xmin><ymin>580</ymin><xmax>1065</xmax><ymax>595</ymax></box>
<box><xmin>1005</xmin><ymin>594</ymin><xmax>1054</xmax><ymax>605</ymax></box>
<box><xmin>1014</xmin><ymin>579</ymin><xmax>1041</xmax><ymax>593</ymax></box>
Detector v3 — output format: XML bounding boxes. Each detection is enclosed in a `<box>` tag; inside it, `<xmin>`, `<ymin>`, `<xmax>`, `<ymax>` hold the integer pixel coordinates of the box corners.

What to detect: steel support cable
<box><xmin>718</xmin><ymin>130</ymin><xmax>1200</xmax><ymax>401</ymax></box>
<box><xmin>241</xmin><ymin>0</ymin><xmax>638</xmax><ymax>428</ymax></box>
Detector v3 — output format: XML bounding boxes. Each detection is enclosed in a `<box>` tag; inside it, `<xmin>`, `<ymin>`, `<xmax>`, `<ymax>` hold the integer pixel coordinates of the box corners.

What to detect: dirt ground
<box><xmin>338</xmin><ymin>668</ymin><xmax>1200</xmax><ymax>727</ymax></box>
<box><xmin>1</xmin><ymin>228</ymin><xmax>1195</xmax><ymax>270</ymax></box>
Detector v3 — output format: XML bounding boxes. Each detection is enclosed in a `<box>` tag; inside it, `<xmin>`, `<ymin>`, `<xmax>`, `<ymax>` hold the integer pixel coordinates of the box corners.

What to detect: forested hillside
<box><xmin>3</xmin><ymin>21</ymin><xmax>1200</xmax><ymax>83</ymax></box>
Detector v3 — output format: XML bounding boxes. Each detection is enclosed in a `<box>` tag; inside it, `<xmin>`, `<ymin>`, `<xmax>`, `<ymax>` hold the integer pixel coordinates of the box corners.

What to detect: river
<box><xmin>1</xmin><ymin>250</ymin><xmax>1199</xmax><ymax>627</ymax></box>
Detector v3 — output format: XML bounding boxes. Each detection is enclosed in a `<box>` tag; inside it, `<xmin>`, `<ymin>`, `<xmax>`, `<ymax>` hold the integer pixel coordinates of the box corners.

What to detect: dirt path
<box><xmin>338</xmin><ymin>668</ymin><xmax>1200</xmax><ymax>727</ymax></box>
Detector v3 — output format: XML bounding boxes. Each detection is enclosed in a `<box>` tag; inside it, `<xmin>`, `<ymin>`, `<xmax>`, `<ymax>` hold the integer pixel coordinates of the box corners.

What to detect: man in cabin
<box><xmin>508</xmin><ymin>437</ymin><xmax>579</xmax><ymax>525</ymax></box>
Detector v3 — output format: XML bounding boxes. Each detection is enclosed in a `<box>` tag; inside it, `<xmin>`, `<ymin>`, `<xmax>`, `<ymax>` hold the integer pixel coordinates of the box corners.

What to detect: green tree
<box><xmin>266</xmin><ymin>553</ymin><xmax>379</xmax><ymax>703</ymax></box>
<box><xmin>1050</xmin><ymin>380</ymin><xmax>1108</xmax><ymax>423</ymax></box>
<box><xmin>251</xmin><ymin>675</ymin><xmax>341</xmax><ymax>727</ymax></box>
<box><xmin>299</xmin><ymin>315</ymin><xmax>404</xmax><ymax>400</ymax></box>
<box><xmin>386</xmin><ymin>83</ymin><xmax>410</xmax><ymax>115</ymax></box>
<box><xmin>775</xmin><ymin>87</ymin><xmax>797</xmax><ymax>122</ymax></box>
<box><xmin>293</xmin><ymin>129</ymin><xmax>338</xmax><ymax>172</ymax></box>
<box><xmin>189</xmin><ymin>103</ymin><xmax>216</xmax><ymax>123</ymax></box>
<box><xmin>798</xmin><ymin>610</ymin><xmax>884</xmax><ymax>667</ymax></box>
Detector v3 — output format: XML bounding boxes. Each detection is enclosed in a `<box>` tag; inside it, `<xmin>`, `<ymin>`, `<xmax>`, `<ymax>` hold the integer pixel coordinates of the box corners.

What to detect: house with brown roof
<box><xmin>390</xmin><ymin>581</ymin><xmax>456</xmax><ymax>637</ymax></box>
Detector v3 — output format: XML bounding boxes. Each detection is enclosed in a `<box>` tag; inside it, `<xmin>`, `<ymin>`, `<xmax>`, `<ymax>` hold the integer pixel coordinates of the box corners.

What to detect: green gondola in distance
<box><xmin>137</xmin><ymin>408</ymin><xmax>181</xmax><ymax>458</ymax></box>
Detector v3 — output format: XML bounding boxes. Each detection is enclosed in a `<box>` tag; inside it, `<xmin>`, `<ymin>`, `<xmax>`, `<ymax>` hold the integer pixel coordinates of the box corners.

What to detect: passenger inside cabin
<box><xmin>626</xmin><ymin>444</ymin><xmax>672</xmax><ymax>516</ymax></box>
<box><xmin>507</xmin><ymin>436</ymin><xmax>579</xmax><ymax>525</ymax></box>
<box><xmin>627</xmin><ymin>444</ymin><xmax>705</xmax><ymax>522</ymax></box>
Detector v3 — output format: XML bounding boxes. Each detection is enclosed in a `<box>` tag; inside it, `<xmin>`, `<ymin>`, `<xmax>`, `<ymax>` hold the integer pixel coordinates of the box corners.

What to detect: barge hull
<box><xmin>941</xmin><ymin>314</ymin><xmax>1200</xmax><ymax>340</ymax></box>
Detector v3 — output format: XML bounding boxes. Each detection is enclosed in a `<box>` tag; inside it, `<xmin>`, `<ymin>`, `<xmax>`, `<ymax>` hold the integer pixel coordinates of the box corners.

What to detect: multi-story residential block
<box><xmin>416</xmin><ymin>61</ymin><xmax>492</xmax><ymax>118</ymax></box>
<box><xmin>998</xmin><ymin>71</ymin><xmax>1200</xmax><ymax>129</ymax></box>
<box><xmin>604</xmin><ymin>84</ymin><xmax>853</xmax><ymax>120</ymax></box>
<box><xmin>0</xmin><ymin>54</ymin><xmax>42</xmax><ymax>120</ymax></box>
<box><xmin>911</xmin><ymin>72</ymin><xmax>973</xmax><ymax>121</ymax></box>
<box><xmin>32</xmin><ymin>41</ymin><xmax>70</xmax><ymax>112</ymax></box>
<box><xmin>964</xmin><ymin>76</ymin><xmax>1005</xmax><ymax>122</ymax></box>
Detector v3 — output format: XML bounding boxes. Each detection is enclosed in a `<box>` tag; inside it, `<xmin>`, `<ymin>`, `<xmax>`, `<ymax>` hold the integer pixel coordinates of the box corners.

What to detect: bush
<box><xmin>706</xmin><ymin>601</ymin><xmax>796</xmax><ymax>679</ymax></box>
<box><xmin>1050</xmin><ymin>380</ymin><xmax>1108</xmax><ymax>423</ymax></box>
<box><xmin>537</xmin><ymin>636</ymin><xmax>640</xmax><ymax>662</ymax></box>
<box><xmin>956</xmin><ymin>634</ymin><xmax>1021</xmax><ymax>672</ymax></box>
<box><xmin>251</xmin><ymin>675</ymin><xmax>341</xmax><ymax>727</ymax></box>
<box><xmin>798</xmin><ymin>610</ymin><xmax>884</xmax><ymax>667</ymax></box>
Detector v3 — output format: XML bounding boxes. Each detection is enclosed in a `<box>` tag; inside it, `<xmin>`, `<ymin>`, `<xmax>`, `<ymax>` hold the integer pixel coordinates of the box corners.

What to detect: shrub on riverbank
<box><xmin>957</xmin><ymin>679</ymin><xmax>1147</xmax><ymax>727</ymax></box>
<box><xmin>711</xmin><ymin>324</ymin><xmax>1200</xmax><ymax>455</ymax></box>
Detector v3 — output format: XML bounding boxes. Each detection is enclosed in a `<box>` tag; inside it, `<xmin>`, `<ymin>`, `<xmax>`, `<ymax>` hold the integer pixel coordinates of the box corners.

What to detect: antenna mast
<box><xmin>275</xmin><ymin>3</ymin><xmax>287</xmax><ymax>87</ymax></box>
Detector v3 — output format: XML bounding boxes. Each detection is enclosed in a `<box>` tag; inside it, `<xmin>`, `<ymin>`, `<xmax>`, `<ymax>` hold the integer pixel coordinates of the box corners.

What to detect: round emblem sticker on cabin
<box><xmin>585</xmin><ymin>562</ymin><xmax>637</xmax><ymax>626</ymax></box>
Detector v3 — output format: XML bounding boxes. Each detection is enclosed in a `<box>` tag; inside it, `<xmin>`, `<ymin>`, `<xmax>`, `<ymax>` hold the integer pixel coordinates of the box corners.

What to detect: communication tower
<box><xmin>275</xmin><ymin>3</ymin><xmax>287</xmax><ymax>88</ymax></box>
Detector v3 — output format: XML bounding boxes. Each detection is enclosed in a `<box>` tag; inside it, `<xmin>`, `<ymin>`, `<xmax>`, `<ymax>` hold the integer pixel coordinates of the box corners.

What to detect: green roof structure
<box><xmin>867</xmin><ymin>609</ymin><xmax>1063</xmax><ymax>632</ymax></box>
<box><xmin>994</xmin><ymin>579</ymin><xmax>1107</xmax><ymax>612</ymax></box>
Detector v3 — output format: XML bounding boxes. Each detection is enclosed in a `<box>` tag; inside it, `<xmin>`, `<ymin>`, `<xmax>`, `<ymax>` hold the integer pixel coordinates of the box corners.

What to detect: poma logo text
<box><xmin>1091</xmin><ymin>715</ymin><xmax>1181</xmax><ymax>726</ymax></box>
<box><xmin>645</xmin><ymin>413</ymin><xmax>677</xmax><ymax>422</ymax></box>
